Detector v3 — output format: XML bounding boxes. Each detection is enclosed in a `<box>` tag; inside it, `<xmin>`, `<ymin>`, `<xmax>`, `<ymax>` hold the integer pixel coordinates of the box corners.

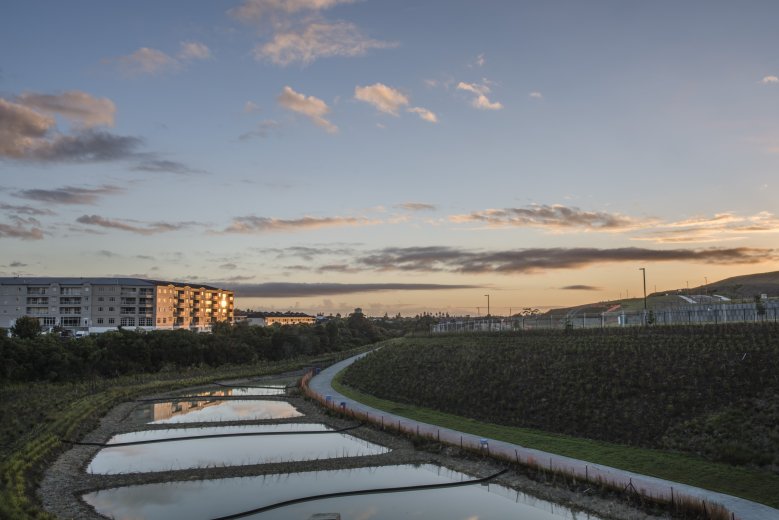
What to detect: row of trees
<box><xmin>0</xmin><ymin>313</ymin><xmax>399</xmax><ymax>384</ymax></box>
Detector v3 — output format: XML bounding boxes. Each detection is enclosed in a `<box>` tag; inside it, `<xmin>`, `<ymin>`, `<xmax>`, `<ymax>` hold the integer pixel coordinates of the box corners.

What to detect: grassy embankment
<box><xmin>335</xmin><ymin>326</ymin><xmax>779</xmax><ymax>508</ymax></box>
<box><xmin>0</xmin><ymin>349</ymin><xmax>363</xmax><ymax>520</ymax></box>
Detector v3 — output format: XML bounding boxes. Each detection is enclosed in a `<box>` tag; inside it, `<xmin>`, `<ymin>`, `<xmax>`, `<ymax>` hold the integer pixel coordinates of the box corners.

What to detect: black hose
<box><xmin>62</xmin><ymin>424</ymin><xmax>363</xmax><ymax>447</ymax></box>
<box><xmin>210</xmin><ymin>469</ymin><xmax>509</xmax><ymax>520</ymax></box>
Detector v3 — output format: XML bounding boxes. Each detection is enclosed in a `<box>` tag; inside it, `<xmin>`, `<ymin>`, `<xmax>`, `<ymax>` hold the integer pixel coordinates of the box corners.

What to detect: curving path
<box><xmin>309</xmin><ymin>352</ymin><xmax>779</xmax><ymax>520</ymax></box>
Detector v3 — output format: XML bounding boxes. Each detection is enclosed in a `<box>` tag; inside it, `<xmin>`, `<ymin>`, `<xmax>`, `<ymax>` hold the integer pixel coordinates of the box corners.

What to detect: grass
<box><xmin>333</xmin><ymin>371</ymin><xmax>779</xmax><ymax>509</ymax></box>
<box><xmin>0</xmin><ymin>349</ymin><xmax>364</xmax><ymax>520</ymax></box>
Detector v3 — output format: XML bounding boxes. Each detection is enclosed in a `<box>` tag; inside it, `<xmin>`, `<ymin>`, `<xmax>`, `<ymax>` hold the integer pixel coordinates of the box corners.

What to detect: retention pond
<box><xmin>84</xmin><ymin>464</ymin><xmax>602</xmax><ymax>520</ymax></box>
<box><xmin>87</xmin><ymin>426</ymin><xmax>388</xmax><ymax>474</ymax></box>
<box><xmin>132</xmin><ymin>399</ymin><xmax>302</xmax><ymax>424</ymax></box>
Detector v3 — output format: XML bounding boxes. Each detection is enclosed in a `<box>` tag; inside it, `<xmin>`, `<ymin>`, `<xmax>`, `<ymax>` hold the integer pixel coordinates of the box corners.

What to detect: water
<box><xmin>84</xmin><ymin>464</ymin><xmax>602</xmax><ymax>520</ymax></box>
<box><xmin>87</xmin><ymin>431</ymin><xmax>388</xmax><ymax>474</ymax></box>
<box><xmin>183</xmin><ymin>387</ymin><xmax>288</xmax><ymax>397</ymax></box>
<box><xmin>132</xmin><ymin>399</ymin><xmax>303</xmax><ymax>423</ymax></box>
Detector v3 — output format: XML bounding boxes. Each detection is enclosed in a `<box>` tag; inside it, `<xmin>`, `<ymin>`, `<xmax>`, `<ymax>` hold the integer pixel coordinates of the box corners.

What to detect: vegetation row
<box><xmin>341</xmin><ymin>323</ymin><xmax>779</xmax><ymax>471</ymax></box>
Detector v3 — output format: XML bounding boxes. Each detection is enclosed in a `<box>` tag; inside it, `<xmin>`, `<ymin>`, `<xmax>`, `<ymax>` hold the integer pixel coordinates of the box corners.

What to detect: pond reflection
<box><xmin>84</xmin><ymin>465</ymin><xmax>602</xmax><ymax>520</ymax></box>
<box><xmin>133</xmin><ymin>399</ymin><xmax>302</xmax><ymax>423</ymax></box>
<box><xmin>184</xmin><ymin>387</ymin><xmax>288</xmax><ymax>398</ymax></box>
<box><xmin>88</xmin><ymin>432</ymin><xmax>387</xmax><ymax>474</ymax></box>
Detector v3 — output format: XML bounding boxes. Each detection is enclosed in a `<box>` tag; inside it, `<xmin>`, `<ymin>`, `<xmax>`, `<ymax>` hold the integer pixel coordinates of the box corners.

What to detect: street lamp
<box><xmin>484</xmin><ymin>294</ymin><xmax>490</xmax><ymax>316</ymax></box>
<box><xmin>638</xmin><ymin>267</ymin><xmax>647</xmax><ymax>311</ymax></box>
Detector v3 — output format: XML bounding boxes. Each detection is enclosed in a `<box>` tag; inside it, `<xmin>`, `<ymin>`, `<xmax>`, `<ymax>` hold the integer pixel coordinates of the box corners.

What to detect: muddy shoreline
<box><xmin>40</xmin><ymin>376</ymin><xmax>668</xmax><ymax>520</ymax></box>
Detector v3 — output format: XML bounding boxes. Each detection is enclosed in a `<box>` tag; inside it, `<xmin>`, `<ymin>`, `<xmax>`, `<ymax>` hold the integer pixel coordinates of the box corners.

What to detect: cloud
<box><xmin>0</xmin><ymin>95</ymin><xmax>142</xmax><ymax>162</ymax></box>
<box><xmin>219</xmin><ymin>215</ymin><xmax>378</xmax><ymax>234</ymax></box>
<box><xmin>255</xmin><ymin>21</ymin><xmax>395</xmax><ymax>66</ymax></box>
<box><xmin>239</xmin><ymin>119</ymin><xmax>281</xmax><ymax>140</ymax></box>
<box><xmin>457</xmin><ymin>81</ymin><xmax>503</xmax><ymax>110</ymax></box>
<box><xmin>529</xmin><ymin>91</ymin><xmax>543</xmax><ymax>99</ymax></box>
<box><xmin>473</xmin><ymin>53</ymin><xmax>485</xmax><ymax>67</ymax></box>
<box><xmin>277</xmin><ymin>86</ymin><xmax>337</xmax><ymax>133</ymax></box>
<box><xmin>561</xmin><ymin>285</ymin><xmax>601</xmax><ymax>291</ymax></box>
<box><xmin>760</xmin><ymin>75</ymin><xmax>779</xmax><ymax>84</ymax></box>
<box><xmin>8</xmin><ymin>261</ymin><xmax>27</xmax><ymax>267</ymax></box>
<box><xmin>16</xmin><ymin>91</ymin><xmax>115</xmax><ymax>128</ymax></box>
<box><xmin>76</xmin><ymin>214</ymin><xmax>195</xmax><ymax>235</ymax></box>
<box><xmin>632</xmin><ymin>211</ymin><xmax>779</xmax><ymax>243</ymax></box>
<box><xmin>354</xmin><ymin>83</ymin><xmax>409</xmax><ymax>115</ymax></box>
<box><xmin>396</xmin><ymin>202</ymin><xmax>437</xmax><ymax>211</ymax></box>
<box><xmin>15</xmin><ymin>185</ymin><xmax>123</xmax><ymax>205</ymax></box>
<box><xmin>226</xmin><ymin>282</ymin><xmax>480</xmax><ymax>298</ymax></box>
<box><xmin>178</xmin><ymin>41</ymin><xmax>211</xmax><ymax>61</ymax></box>
<box><xmin>350</xmin><ymin>246</ymin><xmax>774</xmax><ymax>274</ymax></box>
<box><xmin>0</xmin><ymin>216</ymin><xmax>44</xmax><ymax>240</ymax></box>
<box><xmin>131</xmin><ymin>159</ymin><xmax>207</xmax><ymax>175</ymax></box>
<box><xmin>228</xmin><ymin>0</ymin><xmax>356</xmax><ymax>22</ymax></box>
<box><xmin>407</xmin><ymin>106</ymin><xmax>438</xmax><ymax>123</ymax></box>
<box><xmin>244</xmin><ymin>101</ymin><xmax>261</xmax><ymax>113</ymax></box>
<box><xmin>0</xmin><ymin>98</ymin><xmax>56</xmax><ymax>158</ymax></box>
<box><xmin>114</xmin><ymin>47</ymin><xmax>179</xmax><ymax>76</ymax></box>
<box><xmin>0</xmin><ymin>203</ymin><xmax>55</xmax><ymax>216</ymax></box>
<box><xmin>219</xmin><ymin>263</ymin><xmax>238</xmax><ymax>270</ymax></box>
<box><xmin>451</xmin><ymin>204</ymin><xmax>643</xmax><ymax>231</ymax></box>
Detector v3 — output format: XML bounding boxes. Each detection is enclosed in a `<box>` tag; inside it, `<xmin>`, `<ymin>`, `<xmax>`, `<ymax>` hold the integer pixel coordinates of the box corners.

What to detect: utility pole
<box><xmin>639</xmin><ymin>267</ymin><xmax>647</xmax><ymax>325</ymax></box>
<box><xmin>484</xmin><ymin>294</ymin><xmax>490</xmax><ymax>317</ymax></box>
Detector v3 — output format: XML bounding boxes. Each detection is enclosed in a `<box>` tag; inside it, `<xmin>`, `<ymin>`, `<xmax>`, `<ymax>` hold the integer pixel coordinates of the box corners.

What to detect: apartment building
<box><xmin>246</xmin><ymin>311</ymin><xmax>316</xmax><ymax>327</ymax></box>
<box><xmin>0</xmin><ymin>277</ymin><xmax>234</xmax><ymax>333</ymax></box>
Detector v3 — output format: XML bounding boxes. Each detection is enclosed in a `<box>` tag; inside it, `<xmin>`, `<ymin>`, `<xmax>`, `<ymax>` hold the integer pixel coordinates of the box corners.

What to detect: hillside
<box><xmin>342</xmin><ymin>325</ymin><xmax>779</xmax><ymax>471</ymax></box>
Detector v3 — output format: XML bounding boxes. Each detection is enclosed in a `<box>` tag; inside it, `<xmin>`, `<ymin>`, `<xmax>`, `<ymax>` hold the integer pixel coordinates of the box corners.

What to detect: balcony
<box><xmin>59</xmin><ymin>297</ymin><xmax>81</xmax><ymax>305</ymax></box>
<box><xmin>26</xmin><ymin>297</ymin><xmax>49</xmax><ymax>305</ymax></box>
<box><xmin>25</xmin><ymin>308</ymin><xmax>49</xmax><ymax>316</ymax></box>
<box><xmin>27</xmin><ymin>288</ymin><xmax>48</xmax><ymax>295</ymax></box>
<box><xmin>59</xmin><ymin>308</ymin><xmax>81</xmax><ymax>315</ymax></box>
<box><xmin>61</xmin><ymin>288</ymin><xmax>82</xmax><ymax>296</ymax></box>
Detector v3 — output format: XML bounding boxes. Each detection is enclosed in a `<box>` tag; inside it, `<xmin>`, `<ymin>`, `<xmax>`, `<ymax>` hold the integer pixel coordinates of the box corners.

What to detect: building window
<box><xmin>108</xmin><ymin>318</ymin><xmax>115</xmax><ymax>325</ymax></box>
<box><xmin>97</xmin><ymin>318</ymin><xmax>104</xmax><ymax>324</ymax></box>
<box><xmin>98</xmin><ymin>296</ymin><xmax>104</xmax><ymax>302</ymax></box>
<box><xmin>61</xmin><ymin>317</ymin><xmax>80</xmax><ymax>327</ymax></box>
<box><xmin>41</xmin><ymin>317</ymin><xmax>56</xmax><ymax>326</ymax></box>
<box><xmin>98</xmin><ymin>307</ymin><xmax>103</xmax><ymax>312</ymax></box>
<box><xmin>120</xmin><ymin>317</ymin><xmax>135</xmax><ymax>327</ymax></box>
<box><xmin>109</xmin><ymin>307</ymin><xmax>115</xmax><ymax>312</ymax></box>
<box><xmin>139</xmin><ymin>317</ymin><xmax>153</xmax><ymax>326</ymax></box>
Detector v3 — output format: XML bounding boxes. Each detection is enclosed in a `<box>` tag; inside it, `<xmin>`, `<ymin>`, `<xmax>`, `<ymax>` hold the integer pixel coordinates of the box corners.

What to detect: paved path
<box><xmin>309</xmin><ymin>352</ymin><xmax>779</xmax><ymax>520</ymax></box>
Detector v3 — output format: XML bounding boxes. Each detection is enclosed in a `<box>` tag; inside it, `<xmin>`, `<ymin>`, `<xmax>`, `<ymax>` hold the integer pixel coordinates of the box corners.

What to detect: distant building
<box><xmin>0</xmin><ymin>277</ymin><xmax>234</xmax><ymax>333</ymax></box>
<box><xmin>246</xmin><ymin>311</ymin><xmax>315</xmax><ymax>327</ymax></box>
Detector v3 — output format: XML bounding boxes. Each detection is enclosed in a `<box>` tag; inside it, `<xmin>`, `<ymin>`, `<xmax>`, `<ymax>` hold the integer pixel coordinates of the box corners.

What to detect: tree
<box><xmin>10</xmin><ymin>316</ymin><xmax>41</xmax><ymax>339</ymax></box>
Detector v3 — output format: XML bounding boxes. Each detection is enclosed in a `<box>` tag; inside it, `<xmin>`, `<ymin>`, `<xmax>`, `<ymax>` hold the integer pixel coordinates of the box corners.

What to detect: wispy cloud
<box><xmin>354</xmin><ymin>83</ymin><xmax>436</xmax><ymax>123</ymax></box>
<box><xmin>110</xmin><ymin>42</ymin><xmax>210</xmax><ymax>76</ymax></box>
<box><xmin>561</xmin><ymin>285</ymin><xmax>601</xmax><ymax>291</ymax></box>
<box><xmin>0</xmin><ymin>96</ymin><xmax>141</xmax><ymax>162</ymax></box>
<box><xmin>178</xmin><ymin>41</ymin><xmax>211</xmax><ymax>61</ymax></box>
<box><xmin>16</xmin><ymin>91</ymin><xmax>115</xmax><ymax>128</ymax></box>
<box><xmin>14</xmin><ymin>185</ymin><xmax>123</xmax><ymax>205</ymax></box>
<box><xmin>244</xmin><ymin>101</ymin><xmax>261</xmax><ymax>113</ymax></box>
<box><xmin>76</xmin><ymin>215</ymin><xmax>196</xmax><ymax>235</ymax></box>
<box><xmin>0</xmin><ymin>203</ymin><xmax>55</xmax><ymax>216</ymax></box>
<box><xmin>396</xmin><ymin>202</ymin><xmax>437</xmax><ymax>211</ymax></box>
<box><xmin>277</xmin><ymin>86</ymin><xmax>337</xmax><ymax>133</ymax></box>
<box><xmin>632</xmin><ymin>211</ymin><xmax>779</xmax><ymax>243</ymax></box>
<box><xmin>227</xmin><ymin>282</ymin><xmax>480</xmax><ymax>298</ymax></box>
<box><xmin>113</xmin><ymin>47</ymin><xmax>179</xmax><ymax>76</ymax></box>
<box><xmin>354</xmin><ymin>83</ymin><xmax>409</xmax><ymax>115</ymax></box>
<box><xmin>0</xmin><ymin>217</ymin><xmax>44</xmax><ymax>240</ymax></box>
<box><xmin>450</xmin><ymin>204</ymin><xmax>644</xmax><ymax>231</ymax></box>
<box><xmin>529</xmin><ymin>91</ymin><xmax>543</xmax><ymax>99</ymax></box>
<box><xmin>255</xmin><ymin>21</ymin><xmax>395</xmax><ymax>66</ymax></box>
<box><xmin>131</xmin><ymin>159</ymin><xmax>207</xmax><ymax>175</ymax></box>
<box><xmin>350</xmin><ymin>246</ymin><xmax>774</xmax><ymax>274</ymax></box>
<box><xmin>228</xmin><ymin>0</ymin><xmax>357</xmax><ymax>22</ymax></box>
<box><xmin>219</xmin><ymin>215</ymin><xmax>378</xmax><ymax>234</ymax></box>
<box><xmin>239</xmin><ymin>119</ymin><xmax>281</xmax><ymax>140</ymax></box>
<box><xmin>457</xmin><ymin>81</ymin><xmax>503</xmax><ymax>110</ymax></box>
<box><xmin>760</xmin><ymin>75</ymin><xmax>778</xmax><ymax>84</ymax></box>
<box><xmin>407</xmin><ymin>106</ymin><xmax>438</xmax><ymax>123</ymax></box>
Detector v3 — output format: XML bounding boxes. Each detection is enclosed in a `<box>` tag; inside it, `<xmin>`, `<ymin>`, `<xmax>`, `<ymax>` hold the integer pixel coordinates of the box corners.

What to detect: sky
<box><xmin>1</xmin><ymin>0</ymin><xmax>778</xmax><ymax>317</ymax></box>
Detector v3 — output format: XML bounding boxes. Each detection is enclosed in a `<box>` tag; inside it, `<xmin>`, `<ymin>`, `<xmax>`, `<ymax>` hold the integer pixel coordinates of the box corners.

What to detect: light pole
<box><xmin>638</xmin><ymin>268</ymin><xmax>647</xmax><ymax>310</ymax></box>
<box><xmin>484</xmin><ymin>294</ymin><xmax>490</xmax><ymax>331</ymax></box>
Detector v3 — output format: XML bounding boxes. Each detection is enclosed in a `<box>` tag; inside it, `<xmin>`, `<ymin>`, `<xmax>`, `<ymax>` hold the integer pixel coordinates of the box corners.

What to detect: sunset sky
<box><xmin>1</xmin><ymin>0</ymin><xmax>778</xmax><ymax>316</ymax></box>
